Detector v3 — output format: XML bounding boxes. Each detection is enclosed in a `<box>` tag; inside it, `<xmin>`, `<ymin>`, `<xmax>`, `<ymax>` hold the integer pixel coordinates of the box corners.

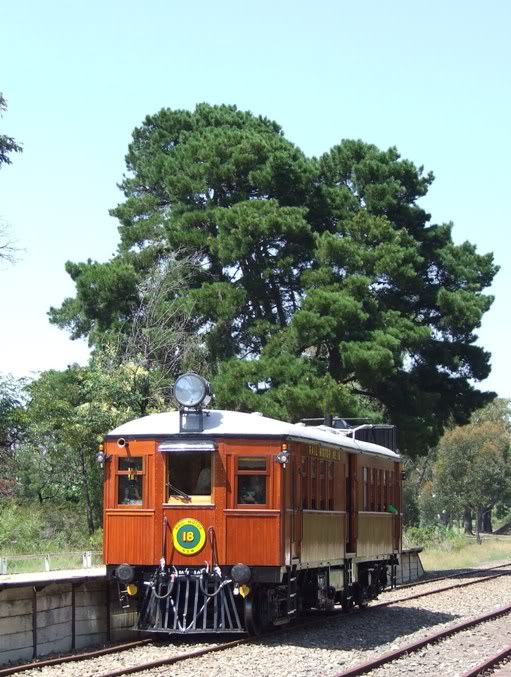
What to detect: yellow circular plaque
<box><xmin>172</xmin><ymin>518</ymin><xmax>207</xmax><ymax>555</ymax></box>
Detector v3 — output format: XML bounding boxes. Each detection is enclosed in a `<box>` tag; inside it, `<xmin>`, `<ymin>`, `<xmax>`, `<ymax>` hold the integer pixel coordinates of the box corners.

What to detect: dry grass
<box><xmin>421</xmin><ymin>536</ymin><xmax>511</xmax><ymax>572</ymax></box>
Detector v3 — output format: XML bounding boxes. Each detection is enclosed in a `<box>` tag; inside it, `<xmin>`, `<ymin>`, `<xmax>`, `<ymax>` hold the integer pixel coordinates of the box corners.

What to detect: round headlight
<box><xmin>174</xmin><ymin>373</ymin><xmax>211</xmax><ymax>408</ymax></box>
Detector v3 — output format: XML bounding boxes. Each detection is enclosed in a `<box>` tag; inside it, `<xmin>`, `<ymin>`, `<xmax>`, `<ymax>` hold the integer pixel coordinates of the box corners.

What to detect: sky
<box><xmin>0</xmin><ymin>0</ymin><xmax>510</xmax><ymax>398</ymax></box>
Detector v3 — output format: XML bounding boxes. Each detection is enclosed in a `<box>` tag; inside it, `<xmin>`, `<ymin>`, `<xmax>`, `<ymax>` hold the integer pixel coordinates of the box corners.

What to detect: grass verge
<box><xmin>421</xmin><ymin>536</ymin><xmax>511</xmax><ymax>571</ymax></box>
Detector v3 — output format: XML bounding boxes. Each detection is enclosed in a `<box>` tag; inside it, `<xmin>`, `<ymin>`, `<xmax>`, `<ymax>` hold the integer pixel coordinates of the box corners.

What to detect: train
<box><xmin>99</xmin><ymin>373</ymin><xmax>402</xmax><ymax>634</ymax></box>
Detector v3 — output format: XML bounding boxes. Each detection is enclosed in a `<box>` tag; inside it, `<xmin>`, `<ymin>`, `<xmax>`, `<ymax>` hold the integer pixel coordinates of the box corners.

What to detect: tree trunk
<box><xmin>463</xmin><ymin>508</ymin><xmax>473</xmax><ymax>534</ymax></box>
<box><xmin>79</xmin><ymin>449</ymin><xmax>95</xmax><ymax>535</ymax></box>
<box><xmin>475</xmin><ymin>508</ymin><xmax>483</xmax><ymax>544</ymax></box>
<box><xmin>482</xmin><ymin>508</ymin><xmax>492</xmax><ymax>533</ymax></box>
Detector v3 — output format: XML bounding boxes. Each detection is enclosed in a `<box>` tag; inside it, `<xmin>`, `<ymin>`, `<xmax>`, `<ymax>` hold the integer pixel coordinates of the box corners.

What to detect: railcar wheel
<box><xmin>243</xmin><ymin>586</ymin><xmax>271</xmax><ymax>635</ymax></box>
<box><xmin>341</xmin><ymin>593</ymin><xmax>354</xmax><ymax>612</ymax></box>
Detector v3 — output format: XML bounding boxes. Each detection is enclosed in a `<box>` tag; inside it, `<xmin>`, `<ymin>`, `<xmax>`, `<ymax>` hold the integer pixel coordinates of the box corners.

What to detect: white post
<box><xmin>44</xmin><ymin>555</ymin><xmax>50</xmax><ymax>572</ymax></box>
<box><xmin>0</xmin><ymin>558</ymin><xmax>7</xmax><ymax>574</ymax></box>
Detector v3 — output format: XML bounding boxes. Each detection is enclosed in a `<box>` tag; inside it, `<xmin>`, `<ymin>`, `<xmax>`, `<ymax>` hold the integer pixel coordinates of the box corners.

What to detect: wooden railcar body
<box><xmin>102</xmin><ymin>410</ymin><xmax>402</xmax><ymax>633</ymax></box>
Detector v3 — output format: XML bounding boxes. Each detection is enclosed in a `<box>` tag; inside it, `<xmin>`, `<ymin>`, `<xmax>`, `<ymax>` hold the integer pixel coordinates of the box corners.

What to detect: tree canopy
<box><xmin>14</xmin><ymin>351</ymin><xmax>165</xmax><ymax>532</ymax></box>
<box><xmin>0</xmin><ymin>93</ymin><xmax>22</xmax><ymax>170</ymax></box>
<box><xmin>434</xmin><ymin>407</ymin><xmax>510</xmax><ymax>542</ymax></box>
<box><xmin>1</xmin><ymin>92</ymin><xmax>23</xmax><ymax>265</ymax></box>
<box><xmin>50</xmin><ymin>103</ymin><xmax>498</xmax><ymax>454</ymax></box>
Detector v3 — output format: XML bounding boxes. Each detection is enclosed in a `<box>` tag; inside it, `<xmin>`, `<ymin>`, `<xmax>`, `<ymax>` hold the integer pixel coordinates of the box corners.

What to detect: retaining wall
<box><xmin>0</xmin><ymin>569</ymin><xmax>138</xmax><ymax>666</ymax></box>
<box><xmin>395</xmin><ymin>547</ymin><xmax>424</xmax><ymax>584</ymax></box>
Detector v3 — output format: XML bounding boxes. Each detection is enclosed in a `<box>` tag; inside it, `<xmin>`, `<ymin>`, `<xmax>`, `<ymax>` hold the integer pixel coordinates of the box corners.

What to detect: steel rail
<box><xmin>0</xmin><ymin>640</ymin><xmax>153</xmax><ymax>677</ymax></box>
<box><xmin>460</xmin><ymin>644</ymin><xmax>511</xmax><ymax>677</ymax></box>
<box><xmin>330</xmin><ymin>604</ymin><xmax>511</xmax><ymax>677</ymax></box>
<box><xmin>374</xmin><ymin>568</ymin><xmax>509</xmax><ymax>609</ymax></box>
<box><xmin>96</xmin><ymin>639</ymin><xmax>247</xmax><ymax>677</ymax></box>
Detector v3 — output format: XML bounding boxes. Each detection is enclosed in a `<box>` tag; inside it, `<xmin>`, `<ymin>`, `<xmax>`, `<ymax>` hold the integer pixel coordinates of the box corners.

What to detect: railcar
<box><xmin>99</xmin><ymin>373</ymin><xmax>402</xmax><ymax>634</ymax></box>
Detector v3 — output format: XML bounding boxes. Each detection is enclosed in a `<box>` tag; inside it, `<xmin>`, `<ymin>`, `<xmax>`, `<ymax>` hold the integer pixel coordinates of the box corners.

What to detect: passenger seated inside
<box><xmin>238</xmin><ymin>476</ymin><xmax>266</xmax><ymax>504</ymax></box>
<box><xmin>195</xmin><ymin>466</ymin><xmax>211</xmax><ymax>495</ymax></box>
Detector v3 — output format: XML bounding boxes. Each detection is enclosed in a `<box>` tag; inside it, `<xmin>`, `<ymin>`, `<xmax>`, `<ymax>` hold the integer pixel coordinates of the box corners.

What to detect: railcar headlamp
<box><xmin>95</xmin><ymin>445</ymin><xmax>110</xmax><ymax>466</ymax></box>
<box><xmin>174</xmin><ymin>373</ymin><xmax>211</xmax><ymax>408</ymax></box>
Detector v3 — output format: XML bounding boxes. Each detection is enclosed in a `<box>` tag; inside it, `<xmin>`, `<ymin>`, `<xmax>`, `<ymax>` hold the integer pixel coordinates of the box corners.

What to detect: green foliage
<box><xmin>49</xmin><ymin>103</ymin><xmax>498</xmax><ymax>454</ymax></box>
<box><xmin>403</xmin><ymin>400</ymin><xmax>511</xmax><ymax>538</ymax></box>
<box><xmin>0</xmin><ymin>93</ymin><xmax>22</xmax><ymax>169</ymax></box>
<box><xmin>14</xmin><ymin>349</ymin><xmax>167</xmax><ymax>533</ymax></box>
<box><xmin>404</xmin><ymin>525</ymin><xmax>466</xmax><ymax>551</ymax></box>
<box><xmin>0</xmin><ymin>376</ymin><xmax>27</xmax><ymax>497</ymax></box>
<box><xmin>0</xmin><ymin>501</ymin><xmax>92</xmax><ymax>554</ymax></box>
<box><xmin>435</xmin><ymin>419</ymin><xmax>510</xmax><ymax>528</ymax></box>
<box><xmin>0</xmin><ymin>375</ymin><xmax>27</xmax><ymax>457</ymax></box>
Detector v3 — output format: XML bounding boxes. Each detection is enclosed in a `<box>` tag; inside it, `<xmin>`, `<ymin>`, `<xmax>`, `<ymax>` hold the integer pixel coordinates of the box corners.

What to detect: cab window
<box><xmin>166</xmin><ymin>452</ymin><xmax>212</xmax><ymax>503</ymax></box>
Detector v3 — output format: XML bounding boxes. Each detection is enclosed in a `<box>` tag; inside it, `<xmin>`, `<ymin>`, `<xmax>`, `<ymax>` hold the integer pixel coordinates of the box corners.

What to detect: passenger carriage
<box><xmin>99</xmin><ymin>374</ymin><xmax>402</xmax><ymax>634</ymax></box>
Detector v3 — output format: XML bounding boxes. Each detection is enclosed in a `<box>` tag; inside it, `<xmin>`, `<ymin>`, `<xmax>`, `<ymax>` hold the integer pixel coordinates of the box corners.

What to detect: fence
<box><xmin>0</xmin><ymin>551</ymin><xmax>103</xmax><ymax>575</ymax></box>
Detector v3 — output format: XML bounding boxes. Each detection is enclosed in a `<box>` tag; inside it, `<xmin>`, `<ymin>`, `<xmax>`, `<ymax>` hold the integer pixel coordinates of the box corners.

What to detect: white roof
<box><xmin>108</xmin><ymin>410</ymin><xmax>399</xmax><ymax>460</ymax></box>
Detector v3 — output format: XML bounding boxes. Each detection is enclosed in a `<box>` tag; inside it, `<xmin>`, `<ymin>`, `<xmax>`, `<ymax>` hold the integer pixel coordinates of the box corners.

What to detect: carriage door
<box><xmin>346</xmin><ymin>453</ymin><xmax>358</xmax><ymax>553</ymax></box>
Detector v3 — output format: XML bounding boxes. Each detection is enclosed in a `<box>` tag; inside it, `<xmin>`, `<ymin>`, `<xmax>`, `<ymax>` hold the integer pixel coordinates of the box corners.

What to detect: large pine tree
<box><xmin>50</xmin><ymin>104</ymin><xmax>498</xmax><ymax>454</ymax></box>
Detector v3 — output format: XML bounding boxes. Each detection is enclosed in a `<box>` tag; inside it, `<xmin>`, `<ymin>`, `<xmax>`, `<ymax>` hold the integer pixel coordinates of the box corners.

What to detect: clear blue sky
<box><xmin>1</xmin><ymin>0</ymin><xmax>510</xmax><ymax>398</ymax></box>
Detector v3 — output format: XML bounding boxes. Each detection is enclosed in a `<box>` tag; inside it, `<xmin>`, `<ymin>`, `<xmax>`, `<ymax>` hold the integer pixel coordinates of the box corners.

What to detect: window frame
<box><xmin>115</xmin><ymin>455</ymin><xmax>146</xmax><ymax>508</ymax></box>
<box><xmin>235</xmin><ymin>455</ymin><xmax>270</xmax><ymax>508</ymax></box>
<box><xmin>310</xmin><ymin>458</ymin><xmax>317</xmax><ymax>510</ymax></box>
<box><xmin>328</xmin><ymin>461</ymin><xmax>334</xmax><ymax>511</ymax></box>
<box><xmin>319</xmin><ymin>460</ymin><xmax>327</xmax><ymax>510</ymax></box>
<box><xmin>363</xmin><ymin>466</ymin><xmax>369</xmax><ymax>511</ymax></box>
<box><xmin>164</xmin><ymin>451</ymin><xmax>214</xmax><ymax>505</ymax></box>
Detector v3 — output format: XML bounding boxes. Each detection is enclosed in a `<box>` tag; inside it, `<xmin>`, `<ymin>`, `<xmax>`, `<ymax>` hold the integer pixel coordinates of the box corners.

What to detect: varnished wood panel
<box><xmin>104</xmin><ymin>511</ymin><xmax>155</xmax><ymax>564</ymax></box>
<box><xmin>301</xmin><ymin>512</ymin><xmax>346</xmax><ymax>563</ymax></box>
<box><xmin>225</xmin><ymin>512</ymin><xmax>281</xmax><ymax>565</ymax></box>
<box><xmin>357</xmin><ymin>513</ymin><xmax>394</xmax><ymax>558</ymax></box>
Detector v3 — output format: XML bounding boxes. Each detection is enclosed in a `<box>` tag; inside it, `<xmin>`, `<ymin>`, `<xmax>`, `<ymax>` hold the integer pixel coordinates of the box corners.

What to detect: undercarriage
<box><xmin>109</xmin><ymin>555</ymin><xmax>398</xmax><ymax>635</ymax></box>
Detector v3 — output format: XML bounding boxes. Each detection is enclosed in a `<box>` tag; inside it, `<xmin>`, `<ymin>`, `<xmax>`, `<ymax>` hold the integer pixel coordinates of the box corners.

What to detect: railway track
<box><xmin>330</xmin><ymin>603</ymin><xmax>511</xmax><ymax>677</ymax></box>
<box><xmin>462</xmin><ymin>645</ymin><xmax>511</xmax><ymax>677</ymax></box>
<box><xmin>2</xmin><ymin>562</ymin><xmax>510</xmax><ymax>677</ymax></box>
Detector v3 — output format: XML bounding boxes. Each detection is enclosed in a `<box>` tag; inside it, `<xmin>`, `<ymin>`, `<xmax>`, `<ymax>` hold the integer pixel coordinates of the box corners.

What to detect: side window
<box><xmin>363</xmin><ymin>467</ymin><xmax>368</xmax><ymax>511</ymax></box>
<box><xmin>310</xmin><ymin>459</ymin><xmax>317</xmax><ymax>510</ymax></box>
<box><xmin>388</xmin><ymin>471</ymin><xmax>394</xmax><ymax>507</ymax></box>
<box><xmin>236</xmin><ymin>457</ymin><xmax>268</xmax><ymax>506</ymax></box>
<box><xmin>301</xmin><ymin>456</ymin><xmax>309</xmax><ymax>509</ymax></box>
<box><xmin>117</xmin><ymin>457</ymin><xmax>144</xmax><ymax>506</ymax></box>
<box><xmin>319</xmin><ymin>460</ymin><xmax>326</xmax><ymax>510</ymax></box>
<box><xmin>328</xmin><ymin>461</ymin><xmax>334</xmax><ymax>510</ymax></box>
